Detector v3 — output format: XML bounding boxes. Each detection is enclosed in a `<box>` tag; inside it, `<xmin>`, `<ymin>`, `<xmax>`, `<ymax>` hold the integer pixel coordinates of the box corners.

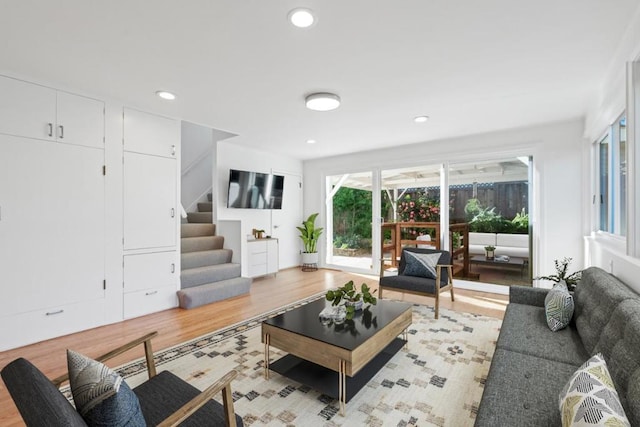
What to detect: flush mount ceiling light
<box><xmin>288</xmin><ymin>8</ymin><xmax>315</xmax><ymax>28</ymax></box>
<box><xmin>156</xmin><ymin>90</ymin><xmax>176</xmax><ymax>100</ymax></box>
<box><xmin>414</xmin><ymin>115</ymin><xmax>429</xmax><ymax>123</ymax></box>
<box><xmin>305</xmin><ymin>93</ymin><xmax>341</xmax><ymax>111</ymax></box>
<box><xmin>306</xmin><ymin>139</ymin><xmax>317</xmax><ymax>144</ymax></box>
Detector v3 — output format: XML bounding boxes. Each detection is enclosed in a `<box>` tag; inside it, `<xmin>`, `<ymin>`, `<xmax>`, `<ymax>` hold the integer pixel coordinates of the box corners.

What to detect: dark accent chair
<box><xmin>379</xmin><ymin>248</ymin><xmax>455</xmax><ymax>319</ymax></box>
<box><xmin>1</xmin><ymin>331</ymin><xmax>243</xmax><ymax>427</ymax></box>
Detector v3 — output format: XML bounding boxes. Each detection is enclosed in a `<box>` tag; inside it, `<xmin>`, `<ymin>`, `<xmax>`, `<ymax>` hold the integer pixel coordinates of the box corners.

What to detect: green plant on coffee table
<box><xmin>326</xmin><ymin>281</ymin><xmax>377</xmax><ymax>319</ymax></box>
<box><xmin>484</xmin><ymin>245</ymin><xmax>496</xmax><ymax>252</ymax></box>
<box><xmin>534</xmin><ymin>257</ymin><xmax>582</xmax><ymax>291</ymax></box>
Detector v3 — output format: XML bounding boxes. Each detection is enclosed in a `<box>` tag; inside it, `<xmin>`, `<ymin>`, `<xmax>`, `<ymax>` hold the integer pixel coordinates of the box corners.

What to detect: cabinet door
<box><xmin>124</xmin><ymin>251</ymin><xmax>177</xmax><ymax>292</ymax></box>
<box><xmin>267</xmin><ymin>239</ymin><xmax>279</xmax><ymax>274</ymax></box>
<box><xmin>0</xmin><ymin>76</ymin><xmax>56</xmax><ymax>141</ymax></box>
<box><xmin>124</xmin><ymin>152</ymin><xmax>177</xmax><ymax>250</ymax></box>
<box><xmin>0</xmin><ymin>136</ymin><xmax>105</xmax><ymax>316</ymax></box>
<box><xmin>123</xmin><ymin>108</ymin><xmax>180</xmax><ymax>158</ymax></box>
<box><xmin>123</xmin><ymin>285</ymin><xmax>178</xmax><ymax>319</ymax></box>
<box><xmin>56</xmin><ymin>91</ymin><xmax>105</xmax><ymax>148</ymax></box>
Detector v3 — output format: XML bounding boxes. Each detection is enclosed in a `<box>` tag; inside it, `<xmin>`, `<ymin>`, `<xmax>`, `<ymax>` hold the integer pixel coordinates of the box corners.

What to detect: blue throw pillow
<box><xmin>403</xmin><ymin>252</ymin><xmax>442</xmax><ymax>279</ymax></box>
<box><xmin>67</xmin><ymin>350</ymin><xmax>146</xmax><ymax>427</ymax></box>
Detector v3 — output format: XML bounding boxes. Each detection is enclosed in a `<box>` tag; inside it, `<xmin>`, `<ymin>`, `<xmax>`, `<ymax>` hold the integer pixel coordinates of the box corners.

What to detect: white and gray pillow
<box><xmin>559</xmin><ymin>353</ymin><xmax>630</xmax><ymax>427</ymax></box>
<box><xmin>67</xmin><ymin>350</ymin><xmax>145</xmax><ymax>426</ymax></box>
<box><xmin>403</xmin><ymin>251</ymin><xmax>442</xmax><ymax>279</ymax></box>
<box><xmin>544</xmin><ymin>280</ymin><xmax>574</xmax><ymax>331</ymax></box>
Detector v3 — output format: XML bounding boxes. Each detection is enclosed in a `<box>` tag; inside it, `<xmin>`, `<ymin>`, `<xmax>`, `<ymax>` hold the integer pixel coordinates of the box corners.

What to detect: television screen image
<box><xmin>227</xmin><ymin>169</ymin><xmax>284</xmax><ymax>209</ymax></box>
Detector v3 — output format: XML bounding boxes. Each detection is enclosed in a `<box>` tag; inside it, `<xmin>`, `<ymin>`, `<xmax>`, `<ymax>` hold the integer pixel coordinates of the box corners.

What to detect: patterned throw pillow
<box><xmin>67</xmin><ymin>350</ymin><xmax>146</xmax><ymax>426</ymax></box>
<box><xmin>544</xmin><ymin>280</ymin><xmax>574</xmax><ymax>331</ymax></box>
<box><xmin>403</xmin><ymin>252</ymin><xmax>441</xmax><ymax>279</ymax></box>
<box><xmin>559</xmin><ymin>353</ymin><xmax>630</xmax><ymax>427</ymax></box>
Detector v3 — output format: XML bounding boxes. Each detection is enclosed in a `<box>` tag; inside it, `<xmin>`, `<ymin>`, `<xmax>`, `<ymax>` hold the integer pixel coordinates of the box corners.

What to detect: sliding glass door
<box><xmin>448</xmin><ymin>157</ymin><xmax>532</xmax><ymax>286</ymax></box>
<box><xmin>324</xmin><ymin>157</ymin><xmax>532</xmax><ymax>288</ymax></box>
<box><xmin>326</xmin><ymin>171</ymin><xmax>375</xmax><ymax>272</ymax></box>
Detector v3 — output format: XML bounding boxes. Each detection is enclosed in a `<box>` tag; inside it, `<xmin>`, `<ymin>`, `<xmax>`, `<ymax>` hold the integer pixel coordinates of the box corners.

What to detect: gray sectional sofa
<box><xmin>475</xmin><ymin>266</ymin><xmax>640</xmax><ymax>426</ymax></box>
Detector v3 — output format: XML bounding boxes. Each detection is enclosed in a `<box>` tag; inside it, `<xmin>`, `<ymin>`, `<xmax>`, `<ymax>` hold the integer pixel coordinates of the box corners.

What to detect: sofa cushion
<box><xmin>402</xmin><ymin>251</ymin><xmax>441</xmax><ymax>279</ymax></box>
<box><xmin>1</xmin><ymin>358</ymin><xmax>87</xmax><ymax>426</ymax></box>
<box><xmin>559</xmin><ymin>353</ymin><xmax>630</xmax><ymax>427</ymax></box>
<box><xmin>496</xmin><ymin>233</ymin><xmax>528</xmax><ymax>248</ymax></box>
<box><xmin>593</xmin><ymin>299</ymin><xmax>640</xmax><ymax>426</ymax></box>
<box><xmin>496</xmin><ymin>303</ymin><xmax>588</xmax><ymax>366</ymax></box>
<box><xmin>573</xmin><ymin>267</ymin><xmax>639</xmax><ymax>355</ymax></box>
<box><xmin>67</xmin><ymin>350</ymin><xmax>145</xmax><ymax>426</ymax></box>
<box><xmin>475</xmin><ymin>348</ymin><xmax>578</xmax><ymax>427</ymax></box>
<box><xmin>134</xmin><ymin>370</ymin><xmax>244</xmax><ymax>426</ymax></box>
<box><xmin>380</xmin><ymin>274</ymin><xmax>440</xmax><ymax>294</ymax></box>
<box><xmin>544</xmin><ymin>281</ymin><xmax>574</xmax><ymax>332</ymax></box>
<box><xmin>468</xmin><ymin>232</ymin><xmax>497</xmax><ymax>247</ymax></box>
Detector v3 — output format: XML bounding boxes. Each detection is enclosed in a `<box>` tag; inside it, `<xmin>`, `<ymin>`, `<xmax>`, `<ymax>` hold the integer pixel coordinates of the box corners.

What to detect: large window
<box><xmin>596</xmin><ymin>113</ymin><xmax>627</xmax><ymax>236</ymax></box>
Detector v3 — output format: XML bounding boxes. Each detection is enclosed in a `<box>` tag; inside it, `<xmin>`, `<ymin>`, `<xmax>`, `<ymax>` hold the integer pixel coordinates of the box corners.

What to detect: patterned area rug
<box><xmin>75</xmin><ymin>295</ymin><xmax>501</xmax><ymax>426</ymax></box>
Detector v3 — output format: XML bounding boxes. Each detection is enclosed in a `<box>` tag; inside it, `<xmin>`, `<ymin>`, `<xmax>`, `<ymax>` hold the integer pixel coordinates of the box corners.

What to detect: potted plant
<box><xmin>484</xmin><ymin>245</ymin><xmax>496</xmax><ymax>260</ymax></box>
<box><xmin>534</xmin><ymin>257</ymin><xmax>582</xmax><ymax>291</ymax></box>
<box><xmin>297</xmin><ymin>213</ymin><xmax>323</xmax><ymax>267</ymax></box>
<box><xmin>325</xmin><ymin>280</ymin><xmax>377</xmax><ymax>319</ymax></box>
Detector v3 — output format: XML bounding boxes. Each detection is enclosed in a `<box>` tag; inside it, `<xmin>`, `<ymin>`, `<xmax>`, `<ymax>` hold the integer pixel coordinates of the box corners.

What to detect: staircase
<box><xmin>186</xmin><ymin>195</ymin><xmax>213</xmax><ymax>223</ymax></box>
<box><xmin>177</xmin><ymin>194</ymin><xmax>251</xmax><ymax>309</ymax></box>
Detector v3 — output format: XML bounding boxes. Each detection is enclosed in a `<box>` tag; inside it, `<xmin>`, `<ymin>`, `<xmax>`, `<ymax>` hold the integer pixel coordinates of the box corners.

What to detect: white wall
<box><xmin>216</xmin><ymin>141</ymin><xmax>303</xmax><ymax>276</ymax></box>
<box><xmin>181</xmin><ymin>121</ymin><xmax>213</xmax><ymax>211</ymax></box>
<box><xmin>303</xmin><ymin>119</ymin><xmax>586</xmax><ymax>286</ymax></box>
<box><xmin>181</xmin><ymin>122</ymin><xmax>237</xmax><ymax>213</ymax></box>
<box><xmin>583</xmin><ymin>7</ymin><xmax>640</xmax><ymax>293</ymax></box>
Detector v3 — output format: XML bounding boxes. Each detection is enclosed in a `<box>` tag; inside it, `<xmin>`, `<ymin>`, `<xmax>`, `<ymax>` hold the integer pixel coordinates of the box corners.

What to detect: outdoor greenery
<box><xmin>395</xmin><ymin>192</ymin><xmax>440</xmax><ymax>239</ymax></box>
<box><xmin>332</xmin><ymin>187</ymin><xmax>372</xmax><ymax>249</ymax></box>
<box><xmin>465</xmin><ymin>198</ymin><xmax>528</xmax><ymax>234</ymax></box>
<box><xmin>333</xmin><ymin>186</ymin><xmax>528</xmax><ymax>253</ymax></box>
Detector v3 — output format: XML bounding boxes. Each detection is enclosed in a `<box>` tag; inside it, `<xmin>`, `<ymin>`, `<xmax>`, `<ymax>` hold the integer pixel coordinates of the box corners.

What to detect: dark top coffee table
<box><xmin>262</xmin><ymin>298</ymin><xmax>412</xmax><ymax>415</ymax></box>
<box><xmin>470</xmin><ymin>255</ymin><xmax>526</xmax><ymax>277</ymax></box>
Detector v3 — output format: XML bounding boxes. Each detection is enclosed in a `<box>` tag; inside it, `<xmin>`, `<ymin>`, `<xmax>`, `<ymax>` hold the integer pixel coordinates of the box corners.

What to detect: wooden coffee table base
<box><xmin>263</xmin><ymin>309</ymin><xmax>411</xmax><ymax>415</ymax></box>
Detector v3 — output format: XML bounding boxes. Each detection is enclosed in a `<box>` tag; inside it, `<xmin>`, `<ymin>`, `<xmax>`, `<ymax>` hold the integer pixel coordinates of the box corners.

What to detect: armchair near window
<box><xmin>1</xmin><ymin>331</ymin><xmax>243</xmax><ymax>427</ymax></box>
<box><xmin>379</xmin><ymin>248</ymin><xmax>454</xmax><ymax>319</ymax></box>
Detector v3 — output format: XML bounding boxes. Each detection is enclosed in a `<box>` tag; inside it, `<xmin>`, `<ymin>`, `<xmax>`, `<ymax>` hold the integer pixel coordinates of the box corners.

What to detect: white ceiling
<box><xmin>1</xmin><ymin>1</ymin><xmax>638</xmax><ymax>160</ymax></box>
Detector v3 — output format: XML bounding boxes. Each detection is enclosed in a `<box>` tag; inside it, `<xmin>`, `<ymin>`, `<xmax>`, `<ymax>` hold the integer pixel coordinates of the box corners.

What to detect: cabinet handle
<box><xmin>145</xmin><ymin>290</ymin><xmax>158</xmax><ymax>296</ymax></box>
<box><xmin>58</xmin><ymin>125</ymin><xmax>64</xmax><ymax>139</ymax></box>
<box><xmin>46</xmin><ymin>309</ymin><xmax>64</xmax><ymax>316</ymax></box>
<box><xmin>170</xmin><ymin>208</ymin><xmax>175</xmax><ymax>218</ymax></box>
<box><xmin>47</xmin><ymin>123</ymin><xmax>53</xmax><ymax>137</ymax></box>
<box><xmin>171</xmin><ymin>263</ymin><xmax>175</xmax><ymax>273</ymax></box>
<box><xmin>171</xmin><ymin>145</ymin><xmax>176</xmax><ymax>156</ymax></box>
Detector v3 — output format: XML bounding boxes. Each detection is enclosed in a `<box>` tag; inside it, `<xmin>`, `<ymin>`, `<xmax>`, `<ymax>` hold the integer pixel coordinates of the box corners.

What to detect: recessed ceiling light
<box><xmin>288</xmin><ymin>8</ymin><xmax>315</xmax><ymax>28</ymax></box>
<box><xmin>156</xmin><ymin>90</ymin><xmax>176</xmax><ymax>100</ymax></box>
<box><xmin>306</xmin><ymin>139</ymin><xmax>317</xmax><ymax>144</ymax></box>
<box><xmin>414</xmin><ymin>115</ymin><xmax>429</xmax><ymax>123</ymax></box>
<box><xmin>305</xmin><ymin>93</ymin><xmax>341</xmax><ymax>111</ymax></box>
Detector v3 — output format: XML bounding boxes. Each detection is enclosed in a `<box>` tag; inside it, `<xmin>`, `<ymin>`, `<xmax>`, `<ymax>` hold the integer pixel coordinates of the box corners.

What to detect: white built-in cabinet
<box><xmin>0</xmin><ymin>76</ymin><xmax>104</xmax><ymax>147</ymax></box>
<box><xmin>247</xmin><ymin>239</ymin><xmax>279</xmax><ymax>278</ymax></box>
<box><xmin>122</xmin><ymin>108</ymin><xmax>180</xmax><ymax>318</ymax></box>
<box><xmin>0</xmin><ymin>75</ymin><xmax>106</xmax><ymax>351</ymax></box>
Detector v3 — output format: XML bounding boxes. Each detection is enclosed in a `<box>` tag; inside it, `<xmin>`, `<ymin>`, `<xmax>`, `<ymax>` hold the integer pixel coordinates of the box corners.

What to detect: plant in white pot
<box><xmin>297</xmin><ymin>213</ymin><xmax>323</xmax><ymax>267</ymax></box>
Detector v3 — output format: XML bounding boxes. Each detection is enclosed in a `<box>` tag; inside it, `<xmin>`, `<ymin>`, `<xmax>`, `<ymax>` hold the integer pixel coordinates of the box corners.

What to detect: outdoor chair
<box><xmin>379</xmin><ymin>247</ymin><xmax>455</xmax><ymax>319</ymax></box>
<box><xmin>1</xmin><ymin>331</ymin><xmax>243</xmax><ymax>427</ymax></box>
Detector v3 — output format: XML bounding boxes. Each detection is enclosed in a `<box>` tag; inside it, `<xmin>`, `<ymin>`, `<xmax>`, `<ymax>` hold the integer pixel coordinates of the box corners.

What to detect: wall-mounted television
<box><xmin>227</xmin><ymin>169</ymin><xmax>284</xmax><ymax>209</ymax></box>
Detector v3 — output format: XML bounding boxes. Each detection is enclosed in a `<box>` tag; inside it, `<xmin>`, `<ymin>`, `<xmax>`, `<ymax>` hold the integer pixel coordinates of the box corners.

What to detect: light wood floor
<box><xmin>0</xmin><ymin>268</ymin><xmax>508</xmax><ymax>426</ymax></box>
